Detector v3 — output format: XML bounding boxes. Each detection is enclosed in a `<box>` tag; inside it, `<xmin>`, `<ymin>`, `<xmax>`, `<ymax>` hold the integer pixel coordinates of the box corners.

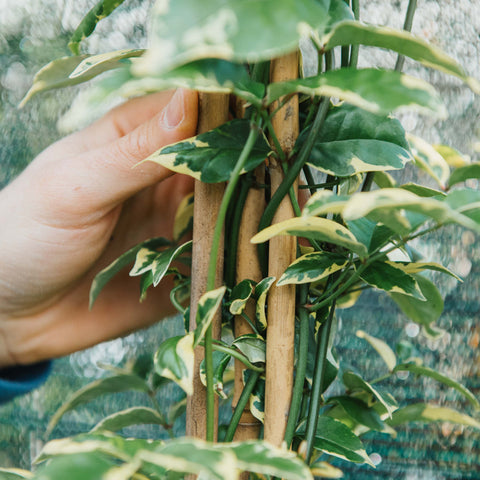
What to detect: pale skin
<box><xmin>0</xmin><ymin>88</ymin><xmax>198</xmax><ymax>369</ymax></box>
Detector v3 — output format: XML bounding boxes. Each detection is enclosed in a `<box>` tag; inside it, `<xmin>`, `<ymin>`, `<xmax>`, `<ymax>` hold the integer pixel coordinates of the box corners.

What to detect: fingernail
<box><xmin>162</xmin><ymin>89</ymin><xmax>185</xmax><ymax>129</ymax></box>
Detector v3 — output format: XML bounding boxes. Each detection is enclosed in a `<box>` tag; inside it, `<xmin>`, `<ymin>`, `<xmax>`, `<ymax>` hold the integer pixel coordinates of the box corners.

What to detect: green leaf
<box><xmin>301</xmin><ymin>104</ymin><xmax>413</xmax><ymax>177</ymax></box>
<box><xmin>322</xmin><ymin>21</ymin><xmax>480</xmax><ymax>92</ymax></box>
<box><xmin>194</xmin><ymin>287</ymin><xmax>227</xmax><ymax>347</ymax></box>
<box><xmin>154</xmin><ymin>333</ymin><xmax>194</xmax><ymax>396</ymax></box>
<box><xmin>303</xmin><ymin>416</ymin><xmax>374</xmax><ymax>466</ymax></box>
<box><xmin>200</xmin><ymin>351</ymin><xmax>231</xmax><ymax>399</ymax></box>
<box><xmin>91</xmin><ymin>407</ymin><xmax>167</xmax><ymax>433</ymax></box>
<box><xmin>390</xmin><ymin>274</ymin><xmax>445</xmax><ymax>339</ymax></box>
<box><xmin>266</xmin><ymin>68</ymin><xmax>446</xmax><ymax>116</ymax></box>
<box><xmin>448</xmin><ymin>162</ymin><xmax>480</xmax><ymax>188</ymax></box>
<box><xmin>254</xmin><ymin>277</ymin><xmax>276</xmax><ymax>330</ymax></box>
<box><xmin>408</xmin><ymin>133</ymin><xmax>450</xmax><ymax>188</ymax></box>
<box><xmin>400</xmin><ymin>182</ymin><xmax>446</xmax><ymax>197</ymax></box>
<box><xmin>34</xmin><ymin>453</ymin><xmax>116</xmax><ymax>480</ymax></box>
<box><xmin>445</xmin><ymin>188</ymin><xmax>480</xmax><ymax>223</ymax></box>
<box><xmin>394</xmin><ymin>363</ymin><xmax>480</xmax><ymax>410</ymax></box>
<box><xmin>302</xmin><ymin>190</ymin><xmax>349</xmax><ymax>217</ymax></box>
<box><xmin>394</xmin><ymin>261</ymin><xmax>462</xmax><ymax>282</ymax></box>
<box><xmin>343</xmin><ymin>371</ymin><xmax>396</xmax><ymax>418</ymax></box>
<box><xmin>229</xmin><ymin>279</ymin><xmax>256</xmax><ymax>315</ymax></box>
<box><xmin>251</xmin><ymin>217</ymin><xmax>368</xmax><ymax>258</ymax></box>
<box><xmin>139</xmin><ymin>438</ymin><xmax>237</xmax><ymax>480</ymax></box>
<box><xmin>228</xmin><ymin>441</ymin><xmax>314</xmax><ymax>480</ymax></box>
<box><xmin>0</xmin><ymin>469</ymin><xmax>33</xmax><ymax>480</ymax></box>
<box><xmin>89</xmin><ymin>237</ymin><xmax>170</xmax><ymax>308</ymax></box>
<box><xmin>325</xmin><ymin>0</ymin><xmax>354</xmax><ymax>31</ymax></box>
<box><xmin>68</xmin><ymin>0</ymin><xmax>127</xmax><ymax>54</ymax></box>
<box><xmin>232</xmin><ymin>334</ymin><xmax>266</xmax><ymax>364</ymax></box>
<box><xmin>144</xmin><ymin>119</ymin><xmax>271</xmax><ymax>183</ymax></box>
<box><xmin>343</xmin><ymin>188</ymin><xmax>480</xmax><ymax>234</ymax></box>
<box><xmin>20</xmin><ymin>49</ymin><xmax>142</xmax><ymax>107</ymax></box>
<box><xmin>356</xmin><ymin>330</ymin><xmax>396</xmax><ymax>371</ymax></box>
<box><xmin>278</xmin><ymin>252</ymin><xmax>348</xmax><ymax>286</ymax></box>
<box><xmin>134</xmin><ymin>0</ymin><xmax>329</xmax><ymax>75</ymax></box>
<box><xmin>329</xmin><ymin>396</ymin><xmax>386</xmax><ymax>432</ymax></box>
<box><xmin>387</xmin><ymin>403</ymin><xmax>480</xmax><ymax>429</ymax></box>
<box><xmin>47</xmin><ymin>374</ymin><xmax>150</xmax><ymax>436</ymax></box>
<box><xmin>129</xmin><ymin>241</ymin><xmax>192</xmax><ymax>287</ymax></box>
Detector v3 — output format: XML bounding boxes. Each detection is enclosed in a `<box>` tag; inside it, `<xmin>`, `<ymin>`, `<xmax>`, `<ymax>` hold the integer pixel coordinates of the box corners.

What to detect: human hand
<box><xmin>0</xmin><ymin>89</ymin><xmax>198</xmax><ymax>368</ymax></box>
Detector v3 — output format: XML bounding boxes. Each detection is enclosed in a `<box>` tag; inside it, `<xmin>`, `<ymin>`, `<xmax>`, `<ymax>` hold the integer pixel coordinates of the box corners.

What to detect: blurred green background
<box><xmin>1</xmin><ymin>1</ymin><xmax>480</xmax><ymax>478</ymax></box>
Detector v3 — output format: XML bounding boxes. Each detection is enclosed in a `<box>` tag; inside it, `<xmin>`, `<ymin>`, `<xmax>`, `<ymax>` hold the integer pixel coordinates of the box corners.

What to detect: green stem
<box><xmin>210</xmin><ymin>342</ymin><xmax>265</xmax><ymax>373</ymax></box>
<box><xmin>305</xmin><ymin>299</ymin><xmax>337</xmax><ymax>462</ymax></box>
<box><xmin>394</xmin><ymin>0</ymin><xmax>417</xmax><ymax>72</ymax></box>
<box><xmin>302</xmin><ymin>165</ymin><xmax>318</xmax><ymax>195</ymax></box>
<box><xmin>224</xmin><ymin>370</ymin><xmax>261</xmax><ymax>442</ymax></box>
<box><xmin>169</xmin><ymin>280</ymin><xmax>189</xmax><ymax>314</ymax></box>
<box><xmin>241</xmin><ymin>311</ymin><xmax>261</xmax><ymax>336</ymax></box>
<box><xmin>349</xmin><ymin>0</ymin><xmax>360</xmax><ymax>68</ymax></box>
<box><xmin>225</xmin><ymin>176</ymin><xmax>251</xmax><ymax>288</ymax></box>
<box><xmin>284</xmin><ymin>284</ymin><xmax>311</xmax><ymax>447</ymax></box>
<box><xmin>258</xmin><ymin>98</ymin><xmax>330</xmax><ymax>274</ymax></box>
<box><xmin>298</xmin><ymin>180</ymin><xmax>340</xmax><ymax>190</ymax></box>
<box><xmin>205</xmin><ymin>121</ymin><xmax>261</xmax><ymax>442</ymax></box>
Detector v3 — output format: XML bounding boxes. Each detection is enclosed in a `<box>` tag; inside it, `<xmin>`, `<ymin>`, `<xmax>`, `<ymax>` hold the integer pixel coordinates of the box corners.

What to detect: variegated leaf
<box><xmin>193</xmin><ymin>287</ymin><xmax>227</xmax><ymax>347</ymax></box>
<box><xmin>387</xmin><ymin>403</ymin><xmax>480</xmax><ymax>429</ymax></box>
<box><xmin>343</xmin><ymin>371</ymin><xmax>396</xmax><ymax>418</ymax></box>
<box><xmin>89</xmin><ymin>237</ymin><xmax>170</xmax><ymax>308</ymax></box>
<box><xmin>393</xmin><ymin>363</ymin><xmax>480</xmax><ymax>409</ymax></box>
<box><xmin>322</xmin><ymin>21</ymin><xmax>480</xmax><ymax>92</ymax></box>
<box><xmin>408</xmin><ymin>134</ymin><xmax>450</xmax><ymax>188</ymax></box>
<box><xmin>299</xmin><ymin>104</ymin><xmax>412</xmax><ymax>177</ymax></box>
<box><xmin>300</xmin><ymin>416</ymin><xmax>374</xmax><ymax>466</ymax></box>
<box><xmin>134</xmin><ymin>0</ymin><xmax>329</xmax><ymax>76</ymax></box>
<box><xmin>154</xmin><ymin>333</ymin><xmax>194</xmax><ymax>395</ymax></box>
<box><xmin>266</xmin><ymin>68</ymin><xmax>446</xmax><ymax>116</ymax></box>
<box><xmin>129</xmin><ymin>241</ymin><xmax>192</xmax><ymax>287</ymax></box>
<box><xmin>302</xmin><ymin>190</ymin><xmax>349</xmax><ymax>217</ymax></box>
<box><xmin>310</xmin><ymin>461</ymin><xmax>343</xmax><ymax>479</ymax></box>
<box><xmin>200</xmin><ymin>351</ymin><xmax>231</xmax><ymax>399</ymax></box>
<box><xmin>229</xmin><ymin>279</ymin><xmax>256</xmax><ymax>315</ymax></box>
<box><xmin>254</xmin><ymin>277</ymin><xmax>276</xmax><ymax>330</ymax></box>
<box><xmin>390</xmin><ymin>274</ymin><xmax>445</xmax><ymax>339</ymax></box>
<box><xmin>434</xmin><ymin>144</ymin><xmax>470</xmax><ymax>168</ymax></box>
<box><xmin>91</xmin><ymin>407</ymin><xmax>167</xmax><ymax>433</ymax></box>
<box><xmin>144</xmin><ymin>119</ymin><xmax>272</xmax><ymax>183</ymax></box>
<box><xmin>360</xmin><ymin>261</ymin><xmax>425</xmax><ymax>300</ymax></box>
<box><xmin>139</xmin><ymin>438</ymin><xmax>237</xmax><ymax>480</ymax></box>
<box><xmin>394</xmin><ymin>261</ymin><xmax>462</xmax><ymax>281</ymax></box>
<box><xmin>173</xmin><ymin>192</ymin><xmax>194</xmax><ymax>241</ymax></box>
<box><xmin>69</xmin><ymin>0</ymin><xmax>127</xmax><ymax>54</ymax></box>
<box><xmin>251</xmin><ymin>217</ymin><xmax>368</xmax><ymax>258</ymax></box>
<box><xmin>278</xmin><ymin>252</ymin><xmax>348</xmax><ymax>286</ymax></box>
<box><xmin>244</xmin><ymin>370</ymin><xmax>265</xmax><ymax>424</ymax></box>
<box><xmin>0</xmin><ymin>469</ymin><xmax>33</xmax><ymax>480</ymax></box>
<box><xmin>20</xmin><ymin>49</ymin><xmax>141</xmax><ymax>106</ymax></box>
<box><xmin>356</xmin><ymin>330</ymin><xmax>396</xmax><ymax>372</ymax></box>
<box><xmin>229</xmin><ymin>441</ymin><xmax>314</xmax><ymax>480</ymax></box>
<box><xmin>232</xmin><ymin>334</ymin><xmax>266</xmax><ymax>364</ymax></box>
<box><xmin>448</xmin><ymin>162</ymin><xmax>480</xmax><ymax>188</ymax></box>
<box><xmin>445</xmin><ymin>188</ymin><xmax>480</xmax><ymax>223</ymax></box>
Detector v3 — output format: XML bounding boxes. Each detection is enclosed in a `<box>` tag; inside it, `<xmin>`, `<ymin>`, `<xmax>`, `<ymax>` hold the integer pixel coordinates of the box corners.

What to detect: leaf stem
<box><xmin>304</xmin><ymin>299</ymin><xmax>337</xmax><ymax>462</ymax></box>
<box><xmin>349</xmin><ymin>0</ymin><xmax>360</xmax><ymax>68</ymax></box>
<box><xmin>394</xmin><ymin>0</ymin><xmax>418</xmax><ymax>72</ymax></box>
<box><xmin>210</xmin><ymin>341</ymin><xmax>265</xmax><ymax>373</ymax></box>
<box><xmin>284</xmin><ymin>284</ymin><xmax>311</xmax><ymax>447</ymax></box>
<box><xmin>224</xmin><ymin>370</ymin><xmax>261</xmax><ymax>442</ymax></box>
<box><xmin>258</xmin><ymin>98</ymin><xmax>330</xmax><ymax>274</ymax></box>
<box><xmin>204</xmin><ymin>121</ymin><xmax>261</xmax><ymax>441</ymax></box>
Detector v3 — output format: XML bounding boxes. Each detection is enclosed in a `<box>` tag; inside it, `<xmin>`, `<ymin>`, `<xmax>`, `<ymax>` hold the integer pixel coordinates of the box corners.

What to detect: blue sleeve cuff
<box><xmin>0</xmin><ymin>361</ymin><xmax>52</xmax><ymax>404</ymax></box>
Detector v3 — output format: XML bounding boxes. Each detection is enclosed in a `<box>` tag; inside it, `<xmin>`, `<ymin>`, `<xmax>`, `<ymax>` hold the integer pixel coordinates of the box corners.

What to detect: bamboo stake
<box><xmin>264</xmin><ymin>52</ymin><xmax>299</xmax><ymax>447</ymax></box>
<box><xmin>232</xmin><ymin>165</ymin><xmax>265</xmax><ymax>444</ymax></box>
<box><xmin>186</xmin><ymin>92</ymin><xmax>229</xmax><ymax>442</ymax></box>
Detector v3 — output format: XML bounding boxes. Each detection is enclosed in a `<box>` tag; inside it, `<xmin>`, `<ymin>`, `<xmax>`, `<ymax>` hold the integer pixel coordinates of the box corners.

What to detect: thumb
<box><xmin>32</xmin><ymin>89</ymin><xmax>198</xmax><ymax>220</ymax></box>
